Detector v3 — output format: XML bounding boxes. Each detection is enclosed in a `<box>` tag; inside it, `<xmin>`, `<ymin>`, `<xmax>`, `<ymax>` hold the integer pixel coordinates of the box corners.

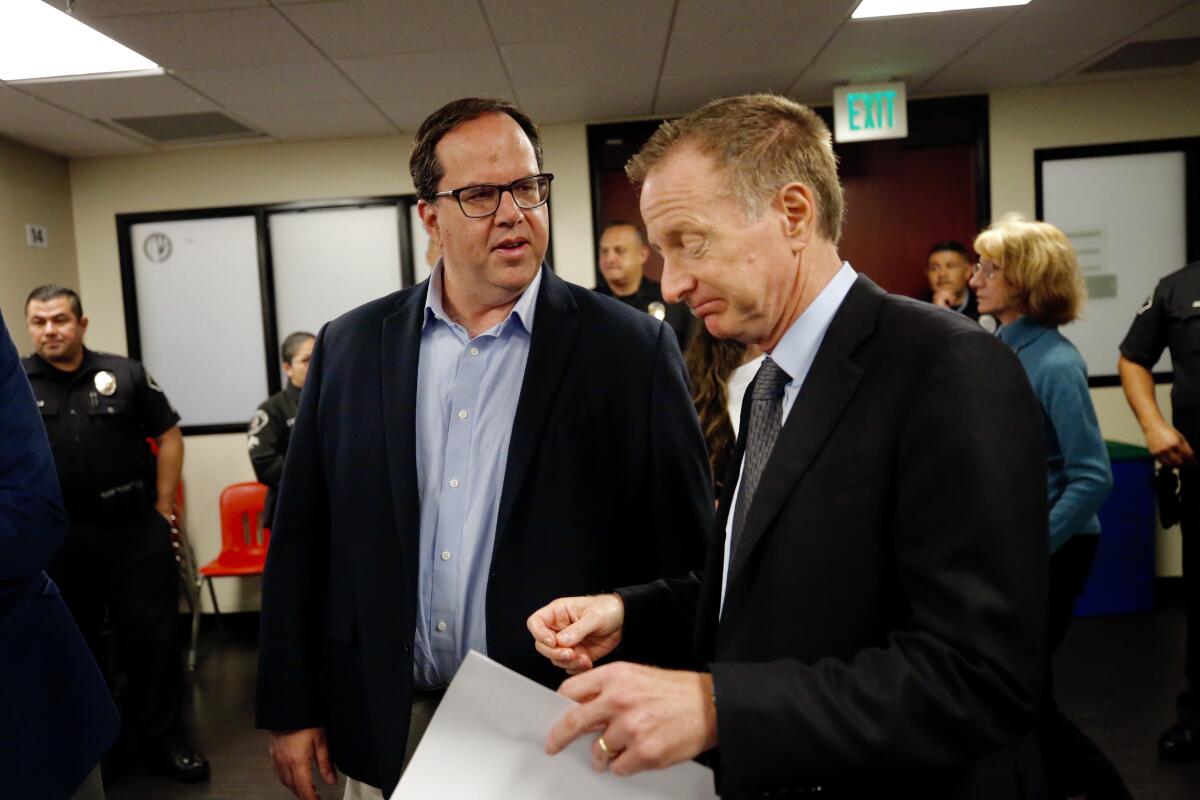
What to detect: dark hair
<box><xmin>601</xmin><ymin>220</ymin><xmax>646</xmax><ymax>244</ymax></box>
<box><xmin>281</xmin><ymin>331</ymin><xmax>315</xmax><ymax>364</ymax></box>
<box><xmin>927</xmin><ymin>240</ymin><xmax>970</xmax><ymax>260</ymax></box>
<box><xmin>409</xmin><ymin>98</ymin><xmax>543</xmax><ymax>203</ymax></box>
<box><xmin>684</xmin><ymin>326</ymin><xmax>748</xmax><ymax>495</ymax></box>
<box><xmin>25</xmin><ymin>284</ymin><xmax>83</xmax><ymax>319</ymax></box>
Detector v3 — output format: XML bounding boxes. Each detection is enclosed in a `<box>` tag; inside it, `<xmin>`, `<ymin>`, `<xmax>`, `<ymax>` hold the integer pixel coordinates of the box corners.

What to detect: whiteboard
<box><xmin>1041</xmin><ymin>151</ymin><xmax>1186</xmax><ymax>378</ymax></box>
<box><xmin>130</xmin><ymin>216</ymin><xmax>269</xmax><ymax>428</ymax></box>
<box><xmin>269</xmin><ymin>205</ymin><xmax>405</xmax><ymax>350</ymax></box>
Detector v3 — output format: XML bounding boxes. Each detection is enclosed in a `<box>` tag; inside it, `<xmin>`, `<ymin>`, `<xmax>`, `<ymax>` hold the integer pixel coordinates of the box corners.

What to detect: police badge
<box><xmin>94</xmin><ymin>370</ymin><xmax>117</xmax><ymax>396</ymax></box>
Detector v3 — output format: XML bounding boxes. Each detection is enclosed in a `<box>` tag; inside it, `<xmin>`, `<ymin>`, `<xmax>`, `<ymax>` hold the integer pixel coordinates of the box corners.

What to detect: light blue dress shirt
<box><xmin>720</xmin><ymin>262</ymin><xmax>858</xmax><ymax>610</ymax></box>
<box><xmin>412</xmin><ymin>263</ymin><xmax>543</xmax><ymax>688</ymax></box>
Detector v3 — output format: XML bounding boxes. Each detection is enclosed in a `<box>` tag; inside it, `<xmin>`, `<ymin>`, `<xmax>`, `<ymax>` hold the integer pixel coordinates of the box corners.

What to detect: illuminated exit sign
<box><xmin>833</xmin><ymin>82</ymin><xmax>908</xmax><ymax>143</ymax></box>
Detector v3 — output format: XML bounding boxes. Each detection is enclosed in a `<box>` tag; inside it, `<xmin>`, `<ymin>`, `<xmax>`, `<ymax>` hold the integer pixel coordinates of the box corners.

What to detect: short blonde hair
<box><xmin>626</xmin><ymin>93</ymin><xmax>844</xmax><ymax>243</ymax></box>
<box><xmin>974</xmin><ymin>214</ymin><xmax>1086</xmax><ymax>326</ymax></box>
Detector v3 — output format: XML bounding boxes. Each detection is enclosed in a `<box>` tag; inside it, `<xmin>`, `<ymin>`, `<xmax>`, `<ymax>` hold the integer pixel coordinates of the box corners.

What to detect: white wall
<box><xmin>68</xmin><ymin>124</ymin><xmax>593</xmax><ymax>611</ymax></box>
<box><xmin>989</xmin><ymin>73</ymin><xmax>1200</xmax><ymax>576</ymax></box>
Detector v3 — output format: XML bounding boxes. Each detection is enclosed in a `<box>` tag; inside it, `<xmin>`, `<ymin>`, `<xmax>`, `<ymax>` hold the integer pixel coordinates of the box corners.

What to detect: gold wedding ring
<box><xmin>597</xmin><ymin>736</ymin><xmax>616</xmax><ymax>758</ymax></box>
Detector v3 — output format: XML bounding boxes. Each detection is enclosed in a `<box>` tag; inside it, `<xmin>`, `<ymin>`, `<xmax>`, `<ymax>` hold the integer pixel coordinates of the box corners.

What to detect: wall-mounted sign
<box><xmin>26</xmin><ymin>223</ymin><xmax>47</xmax><ymax>248</ymax></box>
<box><xmin>833</xmin><ymin>82</ymin><xmax>908</xmax><ymax>143</ymax></box>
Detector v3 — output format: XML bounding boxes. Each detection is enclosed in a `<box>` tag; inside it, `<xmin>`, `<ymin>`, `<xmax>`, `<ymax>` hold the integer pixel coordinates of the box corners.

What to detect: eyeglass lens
<box><xmin>459</xmin><ymin>176</ymin><xmax>550</xmax><ymax>217</ymax></box>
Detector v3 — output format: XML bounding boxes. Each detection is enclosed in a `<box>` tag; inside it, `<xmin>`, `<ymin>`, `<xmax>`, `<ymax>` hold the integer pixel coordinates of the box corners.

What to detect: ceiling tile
<box><xmin>233</xmin><ymin>99</ymin><xmax>397</xmax><ymax>140</ymax></box>
<box><xmin>277</xmin><ymin>0</ymin><xmax>492</xmax><ymax>58</ymax></box>
<box><xmin>79</xmin><ymin>8</ymin><xmax>323</xmax><ymax>68</ymax></box>
<box><xmin>654</xmin><ymin>69</ymin><xmax>798</xmax><ymax>116</ymax></box>
<box><xmin>375</xmin><ymin>91</ymin><xmax>517</xmax><ymax>132</ymax></box>
<box><xmin>43</xmin><ymin>0</ymin><xmax>267</xmax><ymax>16</ymax></box>
<box><xmin>502</xmin><ymin>38</ymin><xmax>661</xmax><ymax>90</ymax></box>
<box><xmin>483</xmin><ymin>0</ymin><xmax>674</xmax><ymax>44</ymax></box>
<box><xmin>673</xmin><ymin>0</ymin><xmax>855</xmax><ymax>32</ymax></box>
<box><xmin>176</xmin><ymin>61</ymin><xmax>362</xmax><ymax>108</ymax></box>
<box><xmin>0</xmin><ymin>85</ymin><xmax>151</xmax><ymax>156</ymax></box>
<box><xmin>16</xmin><ymin>73</ymin><xmax>216</xmax><ymax>119</ymax></box>
<box><xmin>1135</xmin><ymin>0</ymin><xmax>1200</xmax><ymax>40</ymax></box>
<box><xmin>662</xmin><ymin>26</ymin><xmax>834</xmax><ymax>80</ymax></box>
<box><xmin>983</xmin><ymin>0</ymin><xmax>1189</xmax><ymax>49</ymax></box>
<box><xmin>918</xmin><ymin>42</ymin><xmax>1108</xmax><ymax>94</ymax></box>
<box><xmin>520</xmin><ymin>83</ymin><xmax>654</xmax><ymax>125</ymax></box>
<box><xmin>338</xmin><ymin>49</ymin><xmax>510</xmax><ymax>101</ymax></box>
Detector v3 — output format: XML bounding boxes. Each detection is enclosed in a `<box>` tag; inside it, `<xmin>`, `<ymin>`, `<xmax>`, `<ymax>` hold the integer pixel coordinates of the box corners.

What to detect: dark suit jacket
<box><xmin>0</xmin><ymin>313</ymin><xmax>119</xmax><ymax>799</ymax></box>
<box><xmin>256</xmin><ymin>266</ymin><xmax>713</xmax><ymax>795</ymax></box>
<box><xmin>621</xmin><ymin>276</ymin><xmax>1048</xmax><ymax>799</ymax></box>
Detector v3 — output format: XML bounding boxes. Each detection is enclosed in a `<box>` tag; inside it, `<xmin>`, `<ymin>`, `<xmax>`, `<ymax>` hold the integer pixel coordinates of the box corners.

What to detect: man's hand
<box><xmin>932</xmin><ymin>288</ymin><xmax>958</xmax><ymax>308</ymax></box>
<box><xmin>155</xmin><ymin>499</ymin><xmax>174</xmax><ymax>523</ymax></box>
<box><xmin>269</xmin><ymin>728</ymin><xmax>337</xmax><ymax>800</ymax></box>
<box><xmin>1146</xmin><ymin>421</ymin><xmax>1196</xmax><ymax>468</ymax></box>
<box><xmin>545</xmin><ymin>663</ymin><xmax>718</xmax><ymax>776</ymax></box>
<box><xmin>527</xmin><ymin>593</ymin><xmax>624</xmax><ymax>674</ymax></box>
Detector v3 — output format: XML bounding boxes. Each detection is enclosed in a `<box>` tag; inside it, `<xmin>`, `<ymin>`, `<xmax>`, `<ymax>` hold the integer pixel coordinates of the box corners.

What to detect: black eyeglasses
<box><xmin>433</xmin><ymin>173</ymin><xmax>554</xmax><ymax>218</ymax></box>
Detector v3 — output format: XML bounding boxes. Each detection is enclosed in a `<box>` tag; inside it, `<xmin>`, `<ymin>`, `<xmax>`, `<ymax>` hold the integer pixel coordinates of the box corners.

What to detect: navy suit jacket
<box><xmin>0</xmin><ymin>311</ymin><xmax>119</xmax><ymax>798</ymax></box>
<box><xmin>256</xmin><ymin>267</ymin><xmax>713</xmax><ymax>795</ymax></box>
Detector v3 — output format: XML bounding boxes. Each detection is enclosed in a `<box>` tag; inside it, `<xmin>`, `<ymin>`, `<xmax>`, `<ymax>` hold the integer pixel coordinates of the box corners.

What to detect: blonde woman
<box><xmin>971</xmin><ymin>215</ymin><xmax>1128</xmax><ymax>800</ymax></box>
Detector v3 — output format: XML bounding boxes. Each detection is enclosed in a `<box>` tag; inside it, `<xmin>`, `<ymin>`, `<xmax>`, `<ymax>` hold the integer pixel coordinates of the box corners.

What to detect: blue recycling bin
<box><xmin>1073</xmin><ymin>441</ymin><xmax>1156</xmax><ymax>617</ymax></box>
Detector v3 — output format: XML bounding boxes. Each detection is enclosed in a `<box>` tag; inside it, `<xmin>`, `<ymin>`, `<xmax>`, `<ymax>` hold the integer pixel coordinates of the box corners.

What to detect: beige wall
<box><xmin>989</xmin><ymin>73</ymin><xmax>1200</xmax><ymax>576</ymax></box>
<box><xmin>68</xmin><ymin>124</ymin><xmax>593</xmax><ymax>611</ymax></box>
<box><xmin>0</xmin><ymin>135</ymin><xmax>78</xmax><ymax>340</ymax></box>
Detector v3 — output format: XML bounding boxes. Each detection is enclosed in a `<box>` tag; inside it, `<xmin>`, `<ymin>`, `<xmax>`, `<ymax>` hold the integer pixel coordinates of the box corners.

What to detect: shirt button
<box><xmin>441</xmin><ymin>550</ymin><xmax>452</xmax><ymax>561</ymax></box>
<box><xmin>458</xmin><ymin>409</ymin><xmax>468</xmax><ymax>420</ymax></box>
<box><xmin>449</xmin><ymin>478</ymin><xmax>460</xmax><ymax>488</ymax></box>
<box><xmin>469</xmin><ymin>347</ymin><xmax>479</xmax><ymax>356</ymax></box>
<box><xmin>436</xmin><ymin>620</ymin><xmax>448</xmax><ymax>632</ymax></box>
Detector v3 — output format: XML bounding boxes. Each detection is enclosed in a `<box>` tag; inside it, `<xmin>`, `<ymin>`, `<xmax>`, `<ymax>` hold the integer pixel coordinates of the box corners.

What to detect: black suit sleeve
<box><xmin>710</xmin><ymin>331</ymin><xmax>1047</xmax><ymax>787</ymax></box>
<box><xmin>256</xmin><ymin>325</ymin><xmax>332</xmax><ymax>731</ymax></box>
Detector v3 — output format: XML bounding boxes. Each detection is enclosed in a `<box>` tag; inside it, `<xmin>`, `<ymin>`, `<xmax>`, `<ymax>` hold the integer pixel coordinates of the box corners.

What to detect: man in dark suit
<box><xmin>532</xmin><ymin>94</ymin><xmax>1049</xmax><ymax>799</ymax></box>
<box><xmin>256</xmin><ymin>97</ymin><xmax>712</xmax><ymax>800</ymax></box>
<box><xmin>0</xmin><ymin>307</ymin><xmax>119</xmax><ymax>799</ymax></box>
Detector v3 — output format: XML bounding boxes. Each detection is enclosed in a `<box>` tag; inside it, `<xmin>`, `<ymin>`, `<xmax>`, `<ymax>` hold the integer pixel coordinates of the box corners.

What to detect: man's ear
<box><xmin>79</xmin><ymin>315</ymin><xmax>89</xmax><ymax>334</ymax></box>
<box><xmin>776</xmin><ymin>182</ymin><xmax>816</xmax><ymax>252</ymax></box>
<box><xmin>418</xmin><ymin>199</ymin><xmax>440</xmax><ymax>243</ymax></box>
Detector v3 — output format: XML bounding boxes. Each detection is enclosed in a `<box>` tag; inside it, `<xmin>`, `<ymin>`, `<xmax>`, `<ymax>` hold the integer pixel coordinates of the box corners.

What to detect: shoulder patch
<box><xmin>1138</xmin><ymin>296</ymin><xmax>1153</xmax><ymax>315</ymax></box>
<box><xmin>146</xmin><ymin>371</ymin><xmax>164</xmax><ymax>392</ymax></box>
<box><xmin>249</xmin><ymin>408</ymin><xmax>269</xmax><ymax>436</ymax></box>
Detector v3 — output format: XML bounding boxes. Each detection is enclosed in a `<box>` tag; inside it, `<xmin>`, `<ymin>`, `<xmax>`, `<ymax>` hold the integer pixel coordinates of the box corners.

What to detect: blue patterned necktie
<box><xmin>729</xmin><ymin>357</ymin><xmax>791</xmax><ymax>564</ymax></box>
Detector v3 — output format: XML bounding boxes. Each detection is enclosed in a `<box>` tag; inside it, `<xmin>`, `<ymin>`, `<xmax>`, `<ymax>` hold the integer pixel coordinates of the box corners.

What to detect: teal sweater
<box><xmin>997</xmin><ymin>317</ymin><xmax>1113</xmax><ymax>553</ymax></box>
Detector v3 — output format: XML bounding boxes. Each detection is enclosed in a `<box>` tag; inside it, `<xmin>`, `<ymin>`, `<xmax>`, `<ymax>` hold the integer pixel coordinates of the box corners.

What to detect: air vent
<box><xmin>1080</xmin><ymin>36</ymin><xmax>1200</xmax><ymax>74</ymax></box>
<box><xmin>110</xmin><ymin>112</ymin><xmax>263</xmax><ymax>143</ymax></box>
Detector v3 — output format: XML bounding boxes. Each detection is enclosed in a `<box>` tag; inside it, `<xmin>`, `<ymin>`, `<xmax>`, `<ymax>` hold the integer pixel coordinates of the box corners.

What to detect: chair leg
<box><xmin>188</xmin><ymin>577</ymin><xmax>204</xmax><ymax>672</ymax></box>
<box><xmin>207</xmin><ymin>577</ymin><xmax>223</xmax><ymax>628</ymax></box>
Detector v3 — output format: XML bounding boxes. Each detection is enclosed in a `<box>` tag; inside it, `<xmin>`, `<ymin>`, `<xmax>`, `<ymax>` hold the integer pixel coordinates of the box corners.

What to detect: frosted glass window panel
<box><xmin>130</xmin><ymin>216</ymin><xmax>269</xmax><ymax>428</ymax></box>
<box><xmin>411</xmin><ymin>203</ymin><xmax>435</xmax><ymax>285</ymax></box>
<box><xmin>1042</xmin><ymin>151</ymin><xmax>1186</xmax><ymax>378</ymax></box>
<box><xmin>270</xmin><ymin>206</ymin><xmax>404</xmax><ymax>346</ymax></box>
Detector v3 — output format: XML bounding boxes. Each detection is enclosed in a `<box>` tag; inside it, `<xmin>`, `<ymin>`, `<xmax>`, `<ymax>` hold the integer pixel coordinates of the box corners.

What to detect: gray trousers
<box><xmin>343</xmin><ymin>690</ymin><xmax>443</xmax><ymax>800</ymax></box>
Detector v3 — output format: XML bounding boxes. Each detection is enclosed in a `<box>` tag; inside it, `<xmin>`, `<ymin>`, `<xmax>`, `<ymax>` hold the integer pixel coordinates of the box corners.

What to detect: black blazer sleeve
<box><xmin>710</xmin><ymin>330</ymin><xmax>1047</xmax><ymax>789</ymax></box>
<box><xmin>256</xmin><ymin>324</ymin><xmax>333</xmax><ymax>731</ymax></box>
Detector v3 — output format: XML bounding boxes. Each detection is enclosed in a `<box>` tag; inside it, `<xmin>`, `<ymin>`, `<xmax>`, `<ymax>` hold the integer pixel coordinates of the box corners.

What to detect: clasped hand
<box><xmin>526</xmin><ymin>594</ymin><xmax>718</xmax><ymax>776</ymax></box>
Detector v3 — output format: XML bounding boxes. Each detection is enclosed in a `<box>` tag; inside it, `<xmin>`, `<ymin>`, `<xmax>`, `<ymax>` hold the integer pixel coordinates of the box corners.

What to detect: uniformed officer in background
<box><xmin>22</xmin><ymin>284</ymin><xmax>209</xmax><ymax>784</ymax></box>
<box><xmin>1119</xmin><ymin>260</ymin><xmax>1200</xmax><ymax>763</ymax></box>
<box><xmin>248</xmin><ymin>330</ymin><xmax>314</xmax><ymax>529</ymax></box>
<box><xmin>594</xmin><ymin>220</ymin><xmax>693</xmax><ymax>346</ymax></box>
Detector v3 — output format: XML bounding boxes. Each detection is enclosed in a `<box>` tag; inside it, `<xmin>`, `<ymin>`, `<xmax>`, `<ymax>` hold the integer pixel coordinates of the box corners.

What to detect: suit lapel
<box><xmin>493</xmin><ymin>267</ymin><xmax>580</xmax><ymax>550</ymax></box>
<box><xmin>380</xmin><ymin>283</ymin><xmax>428</xmax><ymax>539</ymax></box>
<box><xmin>725</xmin><ymin>275</ymin><xmax>884</xmax><ymax>587</ymax></box>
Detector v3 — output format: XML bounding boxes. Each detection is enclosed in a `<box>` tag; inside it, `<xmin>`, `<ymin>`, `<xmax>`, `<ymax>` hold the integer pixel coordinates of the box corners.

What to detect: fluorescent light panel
<box><xmin>0</xmin><ymin>0</ymin><xmax>159</xmax><ymax>82</ymax></box>
<box><xmin>852</xmin><ymin>0</ymin><xmax>1030</xmax><ymax>19</ymax></box>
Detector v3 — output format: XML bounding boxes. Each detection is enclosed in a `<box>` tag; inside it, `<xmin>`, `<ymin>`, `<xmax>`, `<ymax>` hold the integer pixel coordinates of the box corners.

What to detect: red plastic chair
<box><xmin>188</xmin><ymin>482</ymin><xmax>270</xmax><ymax>669</ymax></box>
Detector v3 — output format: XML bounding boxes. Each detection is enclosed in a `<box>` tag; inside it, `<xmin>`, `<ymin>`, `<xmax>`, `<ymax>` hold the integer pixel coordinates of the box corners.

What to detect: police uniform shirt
<box><xmin>595</xmin><ymin>277</ymin><xmax>693</xmax><ymax>345</ymax></box>
<box><xmin>1121</xmin><ymin>261</ymin><xmax>1200</xmax><ymax>422</ymax></box>
<box><xmin>22</xmin><ymin>348</ymin><xmax>180</xmax><ymax>513</ymax></box>
<box><xmin>247</xmin><ymin>381</ymin><xmax>301</xmax><ymax>526</ymax></box>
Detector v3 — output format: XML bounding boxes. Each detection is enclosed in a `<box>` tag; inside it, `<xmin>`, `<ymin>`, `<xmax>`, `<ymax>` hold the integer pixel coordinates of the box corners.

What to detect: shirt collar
<box><xmin>768</xmin><ymin>261</ymin><xmax>857</xmax><ymax>386</ymax></box>
<box><xmin>996</xmin><ymin>315</ymin><xmax>1050</xmax><ymax>351</ymax></box>
<box><xmin>423</xmin><ymin>261</ymin><xmax>543</xmax><ymax>336</ymax></box>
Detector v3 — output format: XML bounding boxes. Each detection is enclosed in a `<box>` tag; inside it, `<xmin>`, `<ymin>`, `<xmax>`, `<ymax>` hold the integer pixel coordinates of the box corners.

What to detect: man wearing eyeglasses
<box><xmin>255</xmin><ymin>97</ymin><xmax>712</xmax><ymax>800</ymax></box>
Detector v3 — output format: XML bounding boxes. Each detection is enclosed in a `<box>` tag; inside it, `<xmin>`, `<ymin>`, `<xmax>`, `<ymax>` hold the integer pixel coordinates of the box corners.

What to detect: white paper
<box><xmin>393</xmin><ymin>651</ymin><xmax>718</xmax><ymax>799</ymax></box>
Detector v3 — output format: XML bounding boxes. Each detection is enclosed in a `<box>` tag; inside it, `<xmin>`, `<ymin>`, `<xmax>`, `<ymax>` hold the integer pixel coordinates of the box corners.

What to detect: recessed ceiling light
<box><xmin>0</xmin><ymin>0</ymin><xmax>159</xmax><ymax>82</ymax></box>
<box><xmin>852</xmin><ymin>0</ymin><xmax>1031</xmax><ymax>19</ymax></box>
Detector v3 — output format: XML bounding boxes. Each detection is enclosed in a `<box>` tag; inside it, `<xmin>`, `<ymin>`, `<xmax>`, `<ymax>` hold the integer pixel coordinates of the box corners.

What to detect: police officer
<box><xmin>22</xmin><ymin>284</ymin><xmax>209</xmax><ymax>784</ymax></box>
<box><xmin>594</xmin><ymin>220</ymin><xmax>693</xmax><ymax>346</ymax></box>
<box><xmin>248</xmin><ymin>330</ymin><xmax>313</xmax><ymax>528</ymax></box>
<box><xmin>1119</xmin><ymin>260</ymin><xmax>1200</xmax><ymax>762</ymax></box>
